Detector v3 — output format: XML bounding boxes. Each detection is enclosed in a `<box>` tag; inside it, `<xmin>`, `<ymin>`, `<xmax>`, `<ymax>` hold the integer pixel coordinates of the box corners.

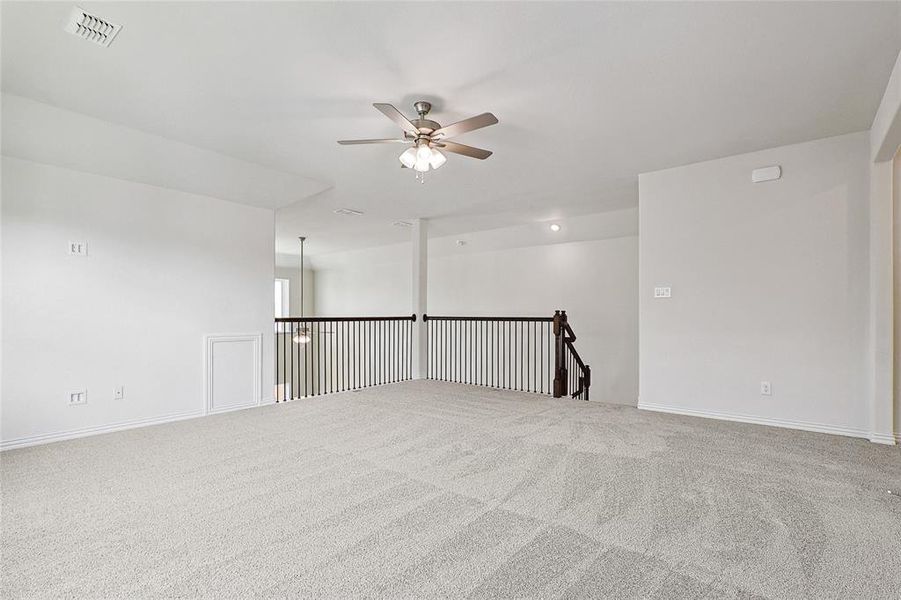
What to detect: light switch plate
<box><xmin>654</xmin><ymin>286</ymin><xmax>672</xmax><ymax>298</ymax></box>
<box><xmin>68</xmin><ymin>390</ymin><xmax>87</xmax><ymax>405</ymax></box>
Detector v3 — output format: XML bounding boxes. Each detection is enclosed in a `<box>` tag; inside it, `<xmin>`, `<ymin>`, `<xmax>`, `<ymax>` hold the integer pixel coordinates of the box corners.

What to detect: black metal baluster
<box><xmin>506</xmin><ymin>320</ymin><xmax>509</xmax><ymax>389</ymax></box>
<box><xmin>328</xmin><ymin>322</ymin><xmax>333</xmax><ymax>394</ymax></box>
<box><xmin>335</xmin><ymin>320</ymin><xmax>339</xmax><ymax>393</ymax></box>
<box><xmin>532</xmin><ymin>321</ymin><xmax>536</xmax><ymax>392</ymax></box>
<box><xmin>494</xmin><ymin>321</ymin><xmax>497</xmax><ymax>388</ymax></box>
<box><xmin>519</xmin><ymin>321</ymin><xmax>523</xmax><ymax>391</ymax></box>
<box><xmin>541</xmin><ymin>322</ymin><xmax>546</xmax><ymax>394</ymax></box>
<box><xmin>451</xmin><ymin>320</ymin><xmax>456</xmax><ymax>383</ymax></box>
<box><xmin>325</xmin><ymin>321</ymin><xmax>330</xmax><ymax>394</ymax></box>
<box><xmin>452</xmin><ymin>320</ymin><xmax>456</xmax><ymax>383</ymax></box>
<box><xmin>477</xmin><ymin>320</ymin><xmax>481</xmax><ymax>386</ymax></box>
<box><xmin>276</xmin><ymin>322</ymin><xmax>280</xmax><ymax>402</ymax></box>
<box><xmin>277</xmin><ymin>322</ymin><xmax>282</xmax><ymax>402</ymax></box>
<box><xmin>473</xmin><ymin>320</ymin><xmax>477</xmax><ymax>385</ymax></box>
<box><xmin>342</xmin><ymin>321</ymin><xmax>346</xmax><ymax>392</ymax></box>
<box><xmin>304</xmin><ymin>321</ymin><xmax>309</xmax><ymax>397</ymax></box>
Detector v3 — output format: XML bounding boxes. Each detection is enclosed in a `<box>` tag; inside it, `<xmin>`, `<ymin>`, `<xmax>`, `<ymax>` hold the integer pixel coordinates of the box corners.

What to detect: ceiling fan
<box><xmin>338</xmin><ymin>101</ymin><xmax>498</xmax><ymax>181</ymax></box>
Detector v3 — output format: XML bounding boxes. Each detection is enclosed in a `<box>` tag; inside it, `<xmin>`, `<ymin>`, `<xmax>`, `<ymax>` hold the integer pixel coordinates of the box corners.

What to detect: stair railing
<box><xmin>424</xmin><ymin>310</ymin><xmax>591</xmax><ymax>400</ymax></box>
<box><xmin>274</xmin><ymin>315</ymin><xmax>416</xmax><ymax>402</ymax></box>
<box><xmin>552</xmin><ymin>310</ymin><xmax>591</xmax><ymax>401</ymax></box>
<box><xmin>423</xmin><ymin>315</ymin><xmax>556</xmax><ymax>394</ymax></box>
<box><xmin>274</xmin><ymin>311</ymin><xmax>590</xmax><ymax>402</ymax></box>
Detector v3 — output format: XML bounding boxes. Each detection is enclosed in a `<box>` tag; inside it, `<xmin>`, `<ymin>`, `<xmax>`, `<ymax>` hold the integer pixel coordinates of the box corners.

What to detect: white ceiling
<box><xmin>3</xmin><ymin>1</ymin><xmax>899</xmax><ymax>256</ymax></box>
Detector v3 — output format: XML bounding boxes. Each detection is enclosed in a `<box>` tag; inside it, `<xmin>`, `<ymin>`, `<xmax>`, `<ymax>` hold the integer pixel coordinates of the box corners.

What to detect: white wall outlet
<box><xmin>68</xmin><ymin>241</ymin><xmax>88</xmax><ymax>256</ymax></box>
<box><xmin>654</xmin><ymin>286</ymin><xmax>672</xmax><ymax>298</ymax></box>
<box><xmin>114</xmin><ymin>386</ymin><xmax>124</xmax><ymax>400</ymax></box>
<box><xmin>760</xmin><ymin>381</ymin><xmax>772</xmax><ymax>396</ymax></box>
<box><xmin>68</xmin><ymin>390</ymin><xmax>87</xmax><ymax>405</ymax></box>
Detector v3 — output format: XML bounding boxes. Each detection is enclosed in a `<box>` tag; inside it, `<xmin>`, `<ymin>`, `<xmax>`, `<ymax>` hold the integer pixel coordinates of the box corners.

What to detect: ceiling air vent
<box><xmin>64</xmin><ymin>7</ymin><xmax>122</xmax><ymax>47</ymax></box>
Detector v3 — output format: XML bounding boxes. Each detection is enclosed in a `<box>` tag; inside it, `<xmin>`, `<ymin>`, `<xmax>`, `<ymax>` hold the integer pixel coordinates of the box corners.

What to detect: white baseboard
<box><xmin>1</xmin><ymin>397</ymin><xmax>276</xmax><ymax>452</ymax></box>
<box><xmin>637</xmin><ymin>402</ymin><xmax>874</xmax><ymax>441</ymax></box>
<box><xmin>869</xmin><ymin>432</ymin><xmax>898</xmax><ymax>446</ymax></box>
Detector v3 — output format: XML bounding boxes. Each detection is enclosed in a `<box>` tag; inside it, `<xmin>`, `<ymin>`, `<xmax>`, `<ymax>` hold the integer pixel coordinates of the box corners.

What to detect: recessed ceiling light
<box><xmin>334</xmin><ymin>208</ymin><xmax>364</xmax><ymax>216</ymax></box>
<box><xmin>393</xmin><ymin>221</ymin><xmax>412</xmax><ymax>228</ymax></box>
<box><xmin>549</xmin><ymin>223</ymin><xmax>561</xmax><ymax>232</ymax></box>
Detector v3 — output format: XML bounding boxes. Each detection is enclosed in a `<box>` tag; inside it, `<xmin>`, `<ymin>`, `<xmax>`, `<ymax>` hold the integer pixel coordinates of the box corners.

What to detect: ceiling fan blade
<box><xmin>431</xmin><ymin>112</ymin><xmax>498</xmax><ymax>139</ymax></box>
<box><xmin>337</xmin><ymin>138</ymin><xmax>410</xmax><ymax>145</ymax></box>
<box><xmin>373</xmin><ymin>103</ymin><xmax>420</xmax><ymax>135</ymax></box>
<box><xmin>436</xmin><ymin>141</ymin><xmax>493</xmax><ymax>160</ymax></box>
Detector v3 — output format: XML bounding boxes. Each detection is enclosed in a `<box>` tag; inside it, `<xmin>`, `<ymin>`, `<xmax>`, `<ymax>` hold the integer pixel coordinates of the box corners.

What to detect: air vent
<box><xmin>64</xmin><ymin>7</ymin><xmax>122</xmax><ymax>47</ymax></box>
<box><xmin>333</xmin><ymin>208</ymin><xmax>364</xmax><ymax>216</ymax></box>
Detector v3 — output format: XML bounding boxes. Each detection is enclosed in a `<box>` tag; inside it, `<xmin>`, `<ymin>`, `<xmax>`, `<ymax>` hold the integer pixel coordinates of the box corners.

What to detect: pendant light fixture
<box><xmin>293</xmin><ymin>236</ymin><xmax>311</xmax><ymax>344</ymax></box>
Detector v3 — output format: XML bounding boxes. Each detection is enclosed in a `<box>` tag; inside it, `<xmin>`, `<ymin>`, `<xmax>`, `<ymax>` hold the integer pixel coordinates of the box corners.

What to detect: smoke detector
<box><xmin>64</xmin><ymin>7</ymin><xmax>122</xmax><ymax>47</ymax></box>
<box><xmin>333</xmin><ymin>208</ymin><xmax>364</xmax><ymax>216</ymax></box>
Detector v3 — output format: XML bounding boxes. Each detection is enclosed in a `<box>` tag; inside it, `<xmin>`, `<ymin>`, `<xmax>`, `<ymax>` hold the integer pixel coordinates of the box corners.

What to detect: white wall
<box><xmin>312</xmin><ymin>210</ymin><xmax>640</xmax><ymax>405</ymax></box>
<box><xmin>895</xmin><ymin>149</ymin><xmax>900</xmax><ymax>437</ymax></box>
<box><xmin>1</xmin><ymin>157</ymin><xmax>275</xmax><ymax>447</ymax></box>
<box><xmin>314</xmin><ymin>252</ymin><xmax>411</xmax><ymax>317</ymax></box>
<box><xmin>639</xmin><ymin>132</ymin><xmax>872</xmax><ymax>437</ymax></box>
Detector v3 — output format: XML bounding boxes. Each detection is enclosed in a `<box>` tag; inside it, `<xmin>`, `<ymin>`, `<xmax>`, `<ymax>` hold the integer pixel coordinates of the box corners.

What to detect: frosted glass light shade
<box><xmin>428</xmin><ymin>150</ymin><xmax>447</xmax><ymax>169</ymax></box>
<box><xmin>399</xmin><ymin>147</ymin><xmax>417</xmax><ymax>168</ymax></box>
<box><xmin>416</xmin><ymin>143</ymin><xmax>432</xmax><ymax>162</ymax></box>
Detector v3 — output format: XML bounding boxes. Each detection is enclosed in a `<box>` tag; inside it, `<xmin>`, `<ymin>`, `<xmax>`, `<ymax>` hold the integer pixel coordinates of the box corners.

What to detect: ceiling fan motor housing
<box><xmin>413</xmin><ymin>119</ymin><xmax>441</xmax><ymax>135</ymax></box>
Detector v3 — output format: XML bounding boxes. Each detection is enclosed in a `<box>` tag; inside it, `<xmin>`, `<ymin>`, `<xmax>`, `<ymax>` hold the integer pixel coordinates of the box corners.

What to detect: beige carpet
<box><xmin>2</xmin><ymin>380</ymin><xmax>900</xmax><ymax>599</ymax></box>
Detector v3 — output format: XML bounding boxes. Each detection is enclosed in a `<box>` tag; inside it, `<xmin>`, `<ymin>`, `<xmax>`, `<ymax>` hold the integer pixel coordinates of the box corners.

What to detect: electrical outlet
<box><xmin>114</xmin><ymin>386</ymin><xmax>124</xmax><ymax>400</ymax></box>
<box><xmin>68</xmin><ymin>390</ymin><xmax>87</xmax><ymax>406</ymax></box>
<box><xmin>760</xmin><ymin>381</ymin><xmax>772</xmax><ymax>396</ymax></box>
<box><xmin>654</xmin><ymin>286</ymin><xmax>672</xmax><ymax>298</ymax></box>
<box><xmin>68</xmin><ymin>241</ymin><xmax>88</xmax><ymax>256</ymax></box>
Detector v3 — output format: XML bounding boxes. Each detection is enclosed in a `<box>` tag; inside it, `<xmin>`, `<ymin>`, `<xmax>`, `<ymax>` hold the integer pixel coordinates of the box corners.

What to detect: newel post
<box><xmin>553</xmin><ymin>310</ymin><xmax>567</xmax><ymax>398</ymax></box>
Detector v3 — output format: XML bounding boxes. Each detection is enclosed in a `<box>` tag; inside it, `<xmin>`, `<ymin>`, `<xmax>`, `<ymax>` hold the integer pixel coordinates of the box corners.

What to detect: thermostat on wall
<box><xmin>751</xmin><ymin>165</ymin><xmax>781</xmax><ymax>183</ymax></box>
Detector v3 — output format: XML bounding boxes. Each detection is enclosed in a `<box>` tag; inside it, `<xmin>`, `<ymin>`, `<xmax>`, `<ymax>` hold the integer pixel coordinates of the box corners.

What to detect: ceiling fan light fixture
<box><xmin>340</xmin><ymin>101</ymin><xmax>497</xmax><ymax>182</ymax></box>
<box><xmin>428</xmin><ymin>149</ymin><xmax>447</xmax><ymax>169</ymax></box>
<box><xmin>292</xmin><ymin>326</ymin><xmax>311</xmax><ymax>344</ymax></box>
<box><xmin>399</xmin><ymin>147</ymin><xmax>417</xmax><ymax>168</ymax></box>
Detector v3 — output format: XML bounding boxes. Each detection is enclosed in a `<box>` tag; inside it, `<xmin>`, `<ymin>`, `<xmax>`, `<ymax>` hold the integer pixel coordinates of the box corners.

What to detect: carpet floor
<box><xmin>2</xmin><ymin>380</ymin><xmax>900</xmax><ymax>599</ymax></box>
